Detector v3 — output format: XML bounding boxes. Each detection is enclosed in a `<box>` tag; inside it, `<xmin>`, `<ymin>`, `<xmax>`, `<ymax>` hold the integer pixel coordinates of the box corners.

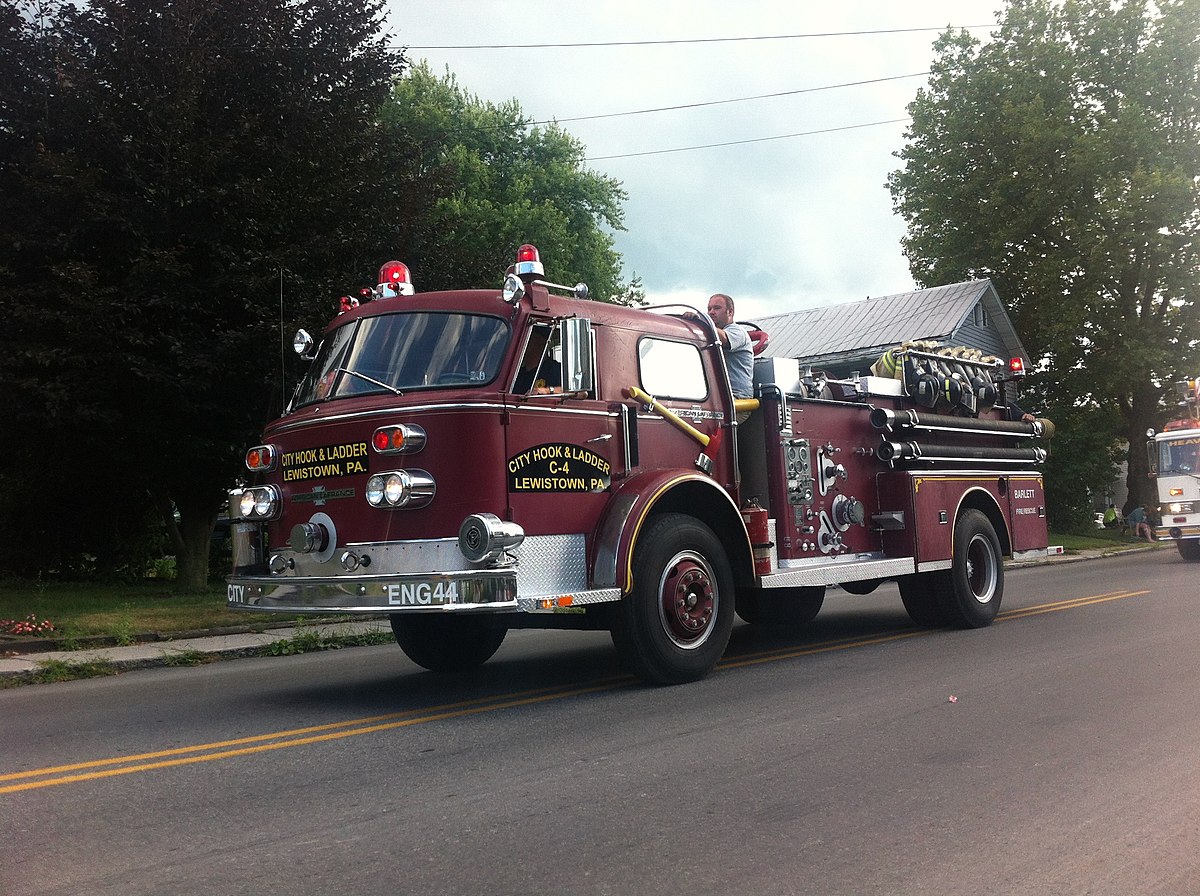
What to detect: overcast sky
<box><xmin>386</xmin><ymin>2</ymin><xmax>1004</xmax><ymax>319</ymax></box>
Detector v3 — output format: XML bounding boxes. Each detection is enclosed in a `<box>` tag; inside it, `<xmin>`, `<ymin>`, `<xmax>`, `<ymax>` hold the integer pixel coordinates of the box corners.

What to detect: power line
<box><xmin>548</xmin><ymin>72</ymin><xmax>929</xmax><ymax>126</ymax></box>
<box><xmin>401</xmin><ymin>25</ymin><xmax>992</xmax><ymax>51</ymax></box>
<box><xmin>583</xmin><ymin>119</ymin><xmax>909</xmax><ymax>161</ymax></box>
<box><xmin>442</xmin><ymin>71</ymin><xmax>929</xmax><ymax>135</ymax></box>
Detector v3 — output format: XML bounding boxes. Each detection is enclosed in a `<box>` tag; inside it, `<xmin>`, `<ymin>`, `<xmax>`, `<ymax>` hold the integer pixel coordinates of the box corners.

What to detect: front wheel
<box><xmin>937</xmin><ymin>509</ymin><xmax>1004</xmax><ymax>628</ymax></box>
<box><xmin>612</xmin><ymin>513</ymin><xmax>736</xmax><ymax>685</ymax></box>
<box><xmin>1178</xmin><ymin>539</ymin><xmax>1200</xmax><ymax>562</ymax></box>
<box><xmin>390</xmin><ymin>614</ymin><xmax>507</xmax><ymax>673</ymax></box>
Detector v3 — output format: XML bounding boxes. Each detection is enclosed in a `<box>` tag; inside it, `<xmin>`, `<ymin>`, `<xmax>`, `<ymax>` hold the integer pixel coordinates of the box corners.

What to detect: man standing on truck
<box><xmin>706</xmin><ymin>293</ymin><xmax>754</xmax><ymax>402</ymax></box>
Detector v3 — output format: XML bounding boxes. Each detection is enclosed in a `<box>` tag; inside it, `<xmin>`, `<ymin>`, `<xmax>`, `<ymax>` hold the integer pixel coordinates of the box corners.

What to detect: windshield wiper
<box><xmin>337</xmin><ymin>368</ymin><xmax>403</xmax><ymax>395</ymax></box>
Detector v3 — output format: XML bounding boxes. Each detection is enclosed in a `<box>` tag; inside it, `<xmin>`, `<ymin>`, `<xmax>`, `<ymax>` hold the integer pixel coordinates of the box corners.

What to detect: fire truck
<box><xmin>226</xmin><ymin>246</ymin><xmax>1050</xmax><ymax>684</ymax></box>
<box><xmin>1147</xmin><ymin>377</ymin><xmax>1200</xmax><ymax>561</ymax></box>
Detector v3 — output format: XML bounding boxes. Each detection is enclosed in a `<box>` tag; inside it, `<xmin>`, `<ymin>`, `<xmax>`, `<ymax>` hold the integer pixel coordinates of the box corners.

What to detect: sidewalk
<box><xmin>0</xmin><ymin>618</ymin><xmax>390</xmax><ymax>681</ymax></box>
<box><xmin>0</xmin><ymin>544</ymin><xmax>1161</xmax><ymax>683</ymax></box>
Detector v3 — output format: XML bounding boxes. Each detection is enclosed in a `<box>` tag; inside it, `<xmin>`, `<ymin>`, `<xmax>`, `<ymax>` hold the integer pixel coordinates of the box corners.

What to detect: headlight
<box><xmin>237</xmin><ymin>486</ymin><xmax>280</xmax><ymax>520</ymax></box>
<box><xmin>384</xmin><ymin>473</ymin><xmax>406</xmax><ymax>505</ymax></box>
<box><xmin>365</xmin><ymin>469</ymin><xmax>435</xmax><ymax>508</ymax></box>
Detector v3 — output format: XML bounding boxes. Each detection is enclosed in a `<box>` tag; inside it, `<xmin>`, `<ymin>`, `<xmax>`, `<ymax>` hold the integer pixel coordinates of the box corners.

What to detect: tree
<box><xmin>378</xmin><ymin>63</ymin><xmax>630</xmax><ymax>299</ymax></box>
<box><xmin>0</xmin><ymin>0</ymin><xmax>406</xmax><ymax>588</ymax></box>
<box><xmin>888</xmin><ymin>0</ymin><xmax>1200</xmax><ymax>530</ymax></box>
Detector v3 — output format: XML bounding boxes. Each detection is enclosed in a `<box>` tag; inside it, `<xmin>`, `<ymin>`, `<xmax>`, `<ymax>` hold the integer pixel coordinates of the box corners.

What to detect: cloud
<box><xmin>388</xmin><ymin>1</ymin><xmax>999</xmax><ymax>316</ymax></box>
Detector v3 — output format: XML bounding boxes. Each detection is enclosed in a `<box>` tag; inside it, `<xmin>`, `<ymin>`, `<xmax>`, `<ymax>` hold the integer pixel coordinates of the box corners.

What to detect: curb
<box><xmin>0</xmin><ymin>619</ymin><xmax>391</xmax><ymax>683</ymax></box>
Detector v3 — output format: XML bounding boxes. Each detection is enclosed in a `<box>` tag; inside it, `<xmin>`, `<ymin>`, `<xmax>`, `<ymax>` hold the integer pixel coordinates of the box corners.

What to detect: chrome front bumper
<box><xmin>226</xmin><ymin>532</ymin><xmax>621</xmax><ymax>614</ymax></box>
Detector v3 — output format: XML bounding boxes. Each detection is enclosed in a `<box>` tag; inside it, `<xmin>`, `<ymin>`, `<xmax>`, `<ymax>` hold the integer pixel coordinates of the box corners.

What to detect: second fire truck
<box><xmin>1147</xmin><ymin>377</ymin><xmax>1200</xmax><ymax>561</ymax></box>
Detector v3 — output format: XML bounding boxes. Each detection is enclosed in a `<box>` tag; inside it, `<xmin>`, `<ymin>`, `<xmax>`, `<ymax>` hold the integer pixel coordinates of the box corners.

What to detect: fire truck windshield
<box><xmin>292</xmin><ymin>312</ymin><xmax>509</xmax><ymax>407</ymax></box>
<box><xmin>1159</xmin><ymin>434</ymin><xmax>1200</xmax><ymax>475</ymax></box>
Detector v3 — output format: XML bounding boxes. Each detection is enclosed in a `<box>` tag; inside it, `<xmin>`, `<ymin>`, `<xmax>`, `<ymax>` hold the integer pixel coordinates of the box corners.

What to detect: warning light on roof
<box><xmin>514</xmin><ymin>243</ymin><xmax>544</xmax><ymax>278</ymax></box>
<box><xmin>1009</xmin><ymin>357</ymin><xmax>1026</xmax><ymax>377</ymax></box>
<box><xmin>377</xmin><ymin>260</ymin><xmax>414</xmax><ymax>298</ymax></box>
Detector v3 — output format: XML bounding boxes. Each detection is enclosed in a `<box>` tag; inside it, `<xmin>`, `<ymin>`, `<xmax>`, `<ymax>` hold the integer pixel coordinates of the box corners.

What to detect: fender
<box><xmin>592</xmin><ymin>468</ymin><xmax>753</xmax><ymax>593</ymax></box>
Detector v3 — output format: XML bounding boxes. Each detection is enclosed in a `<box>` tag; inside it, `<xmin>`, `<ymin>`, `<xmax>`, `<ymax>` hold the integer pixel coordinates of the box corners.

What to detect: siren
<box><xmin>376</xmin><ymin>260</ymin><xmax>415</xmax><ymax>299</ymax></box>
<box><xmin>514</xmin><ymin>243</ymin><xmax>545</xmax><ymax>278</ymax></box>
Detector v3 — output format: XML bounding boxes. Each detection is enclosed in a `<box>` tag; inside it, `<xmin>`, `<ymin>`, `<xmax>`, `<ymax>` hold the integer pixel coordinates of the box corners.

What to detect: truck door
<box><xmin>504</xmin><ymin>319</ymin><xmax>621</xmax><ymax>538</ymax></box>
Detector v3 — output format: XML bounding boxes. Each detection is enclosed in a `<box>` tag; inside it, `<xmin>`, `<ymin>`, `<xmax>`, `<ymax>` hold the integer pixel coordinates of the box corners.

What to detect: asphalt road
<box><xmin>2</xmin><ymin>550</ymin><xmax>1198</xmax><ymax>896</ymax></box>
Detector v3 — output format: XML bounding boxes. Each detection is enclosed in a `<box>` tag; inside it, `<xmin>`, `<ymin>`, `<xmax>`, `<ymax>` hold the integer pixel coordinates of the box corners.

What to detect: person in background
<box><xmin>1002</xmin><ymin>399</ymin><xmax>1036</xmax><ymax>423</ymax></box>
<box><xmin>1125</xmin><ymin>504</ymin><xmax>1153</xmax><ymax>541</ymax></box>
<box><xmin>1103</xmin><ymin>503</ymin><xmax>1118</xmax><ymax>528</ymax></box>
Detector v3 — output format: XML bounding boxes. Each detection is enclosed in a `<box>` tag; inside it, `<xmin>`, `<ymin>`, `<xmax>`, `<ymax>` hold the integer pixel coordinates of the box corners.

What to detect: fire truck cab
<box><xmin>1147</xmin><ymin>376</ymin><xmax>1200</xmax><ymax>562</ymax></box>
<box><xmin>227</xmin><ymin>246</ymin><xmax>1051</xmax><ymax>685</ymax></box>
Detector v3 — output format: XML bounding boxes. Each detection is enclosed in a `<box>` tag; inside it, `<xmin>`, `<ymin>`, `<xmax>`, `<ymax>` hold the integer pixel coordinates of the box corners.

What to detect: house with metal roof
<box><xmin>752</xmin><ymin>279</ymin><xmax>1030</xmax><ymax>378</ymax></box>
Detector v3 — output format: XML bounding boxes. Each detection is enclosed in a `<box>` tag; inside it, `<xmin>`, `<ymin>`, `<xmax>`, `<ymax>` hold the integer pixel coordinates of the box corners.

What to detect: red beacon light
<box><xmin>514</xmin><ymin>244</ymin><xmax>545</xmax><ymax>278</ymax></box>
<box><xmin>376</xmin><ymin>260</ymin><xmax>415</xmax><ymax>299</ymax></box>
<box><xmin>1009</xmin><ymin>357</ymin><xmax>1026</xmax><ymax>377</ymax></box>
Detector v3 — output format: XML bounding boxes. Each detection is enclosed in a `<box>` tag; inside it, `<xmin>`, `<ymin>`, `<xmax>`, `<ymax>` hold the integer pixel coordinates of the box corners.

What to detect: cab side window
<box><xmin>638</xmin><ymin>337</ymin><xmax>708</xmax><ymax>401</ymax></box>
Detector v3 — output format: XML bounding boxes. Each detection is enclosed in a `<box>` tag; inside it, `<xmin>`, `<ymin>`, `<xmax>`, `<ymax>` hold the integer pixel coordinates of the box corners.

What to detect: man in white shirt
<box><xmin>707</xmin><ymin>293</ymin><xmax>754</xmax><ymax>400</ymax></box>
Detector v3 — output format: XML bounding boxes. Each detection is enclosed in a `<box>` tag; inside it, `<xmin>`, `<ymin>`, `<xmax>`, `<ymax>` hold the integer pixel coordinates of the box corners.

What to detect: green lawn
<box><xmin>0</xmin><ymin>579</ymin><xmax>278</xmax><ymax>643</ymax></box>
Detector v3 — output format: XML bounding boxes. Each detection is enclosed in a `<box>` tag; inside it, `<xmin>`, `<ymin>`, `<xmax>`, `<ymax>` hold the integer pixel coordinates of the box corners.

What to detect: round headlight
<box><xmin>1169</xmin><ymin>502</ymin><xmax>1183</xmax><ymax>513</ymax></box>
<box><xmin>385</xmin><ymin>472</ymin><xmax>407</xmax><ymax>506</ymax></box>
<box><xmin>239</xmin><ymin>490</ymin><xmax>256</xmax><ymax>518</ymax></box>
<box><xmin>366</xmin><ymin>474</ymin><xmax>385</xmax><ymax>506</ymax></box>
<box><xmin>253</xmin><ymin>489</ymin><xmax>274</xmax><ymax>517</ymax></box>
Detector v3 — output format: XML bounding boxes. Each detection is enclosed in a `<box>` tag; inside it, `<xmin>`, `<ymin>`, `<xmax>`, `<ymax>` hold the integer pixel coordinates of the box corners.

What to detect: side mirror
<box><xmin>559</xmin><ymin>318</ymin><xmax>595</xmax><ymax>395</ymax></box>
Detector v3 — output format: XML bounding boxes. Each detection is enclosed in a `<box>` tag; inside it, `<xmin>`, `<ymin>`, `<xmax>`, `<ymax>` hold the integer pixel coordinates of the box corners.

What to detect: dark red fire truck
<box><xmin>227</xmin><ymin>246</ymin><xmax>1050</xmax><ymax>684</ymax></box>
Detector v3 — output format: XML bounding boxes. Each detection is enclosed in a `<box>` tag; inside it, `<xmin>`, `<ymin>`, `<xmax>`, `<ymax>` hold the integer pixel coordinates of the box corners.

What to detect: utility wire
<box><xmin>401</xmin><ymin>25</ymin><xmax>991</xmax><ymax>50</ymax></box>
<box><xmin>584</xmin><ymin>119</ymin><xmax>908</xmax><ymax>161</ymax></box>
<box><xmin>441</xmin><ymin>71</ymin><xmax>929</xmax><ymax>135</ymax></box>
<box><xmin>550</xmin><ymin>72</ymin><xmax>928</xmax><ymax>126</ymax></box>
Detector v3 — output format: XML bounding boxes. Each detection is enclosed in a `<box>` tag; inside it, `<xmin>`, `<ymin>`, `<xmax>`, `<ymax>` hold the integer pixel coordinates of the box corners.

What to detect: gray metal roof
<box><xmin>750</xmin><ymin>279</ymin><xmax>1028</xmax><ymax>368</ymax></box>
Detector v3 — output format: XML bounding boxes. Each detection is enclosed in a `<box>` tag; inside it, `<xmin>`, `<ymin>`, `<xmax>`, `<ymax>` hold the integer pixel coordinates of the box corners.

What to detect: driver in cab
<box><xmin>513</xmin><ymin>326</ymin><xmax>561</xmax><ymax>395</ymax></box>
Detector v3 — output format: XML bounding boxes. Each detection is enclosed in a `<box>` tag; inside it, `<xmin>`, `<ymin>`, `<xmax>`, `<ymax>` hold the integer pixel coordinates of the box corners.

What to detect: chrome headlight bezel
<box><xmin>365</xmin><ymin>469</ymin><xmax>435</xmax><ymax>509</ymax></box>
<box><xmin>236</xmin><ymin>485</ymin><xmax>281</xmax><ymax>520</ymax></box>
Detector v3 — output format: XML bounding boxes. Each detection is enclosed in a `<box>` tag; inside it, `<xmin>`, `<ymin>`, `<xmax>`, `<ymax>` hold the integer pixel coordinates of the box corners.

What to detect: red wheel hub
<box><xmin>660</xmin><ymin>557</ymin><xmax>714</xmax><ymax>645</ymax></box>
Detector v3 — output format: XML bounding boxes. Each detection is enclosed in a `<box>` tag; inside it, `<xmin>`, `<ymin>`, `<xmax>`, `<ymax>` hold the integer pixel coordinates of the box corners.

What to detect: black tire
<box><xmin>611</xmin><ymin>513</ymin><xmax>736</xmax><ymax>685</ymax></box>
<box><xmin>937</xmin><ymin>509</ymin><xmax>1003</xmax><ymax>628</ymax></box>
<box><xmin>736</xmin><ymin>586</ymin><xmax>825</xmax><ymax>625</ymax></box>
<box><xmin>389</xmin><ymin>614</ymin><xmax>507</xmax><ymax>673</ymax></box>
<box><xmin>840</xmin><ymin>578</ymin><xmax>881</xmax><ymax>596</ymax></box>
<box><xmin>1179</xmin><ymin>539</ymin><xmax>1200</xmax><ymax>562</ymax></box>
<box><xmin>898</xmin><ymin>573</ymin><xmax>949</xmax><ymax>627</ymax></box>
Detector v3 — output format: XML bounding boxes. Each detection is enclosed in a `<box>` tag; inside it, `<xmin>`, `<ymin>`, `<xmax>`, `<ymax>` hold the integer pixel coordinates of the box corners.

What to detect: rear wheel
<box><xmin>612</xmin><ymin>513</ymin><xmax>735</xmax><ymax>685</ymax></box>
<box><xmin>390</xmin><ymin>614</ymin><xmax>507</xmax><ymax>673</ymax></box>
<box><xmin>898</xmin><ymin>573</ymin><xmax>949</xmax><ymax>627</ymax></box>
<box><xmin>937</xmin><ymin>509</ymin><xmax>1003</xmax><ymax>628</ymax></box>
<box><xmin>1179</xmin><ymin>539</ymin><xmax>1200</xmax><ymax>562</ymax></box>
<box><xmin>736</xmin><ymin>586</ymin><xmax>825</xmax><ymax>625</ymax></box>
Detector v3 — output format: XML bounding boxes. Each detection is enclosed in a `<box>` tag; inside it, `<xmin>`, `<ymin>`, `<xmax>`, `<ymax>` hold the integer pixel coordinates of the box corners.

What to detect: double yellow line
<box><xmin>1</xmin><ymin>587</ymin><xmax>1151</xmax><ymax>794</ymax></box>
<box><xmin>0</xmin><ymin>679</ymin><xmax>626</xmax><ymax>795</ymax></box>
